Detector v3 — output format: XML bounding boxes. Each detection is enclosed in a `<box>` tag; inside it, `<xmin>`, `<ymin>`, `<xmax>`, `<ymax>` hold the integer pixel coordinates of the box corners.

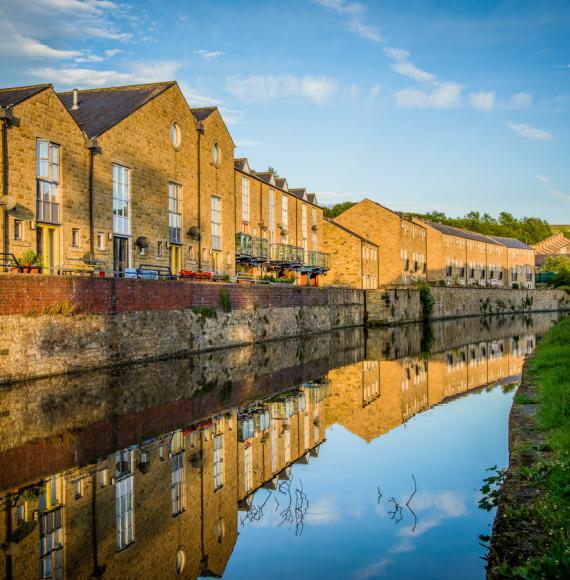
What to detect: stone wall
<box><xmin>366</xmin><ymin>286</ymin><xmax>570</xmax><ymax>325</ymax></box>
<box><xmin>0</xmin><ymin>276</ymin><xmax>363</xmax><ymax>383</ymax></box>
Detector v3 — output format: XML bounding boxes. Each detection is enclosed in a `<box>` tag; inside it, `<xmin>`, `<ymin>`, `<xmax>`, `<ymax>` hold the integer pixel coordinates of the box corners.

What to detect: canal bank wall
<box><xmin>366</xmin><ymin>286</ymin><xmax>570</xmax><ymax>325</ymax></box>
<box><xmin>0</xmin><ymin>275</ymin><xmax>569</xmax><ymax>383</ymax></box>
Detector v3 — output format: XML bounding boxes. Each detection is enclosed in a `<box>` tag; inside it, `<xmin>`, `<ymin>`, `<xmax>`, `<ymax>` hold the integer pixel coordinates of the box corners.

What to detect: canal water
<box><xmin>0</xmin><ymin>313</ymin><xmax>561</xmax><ymax>579</ymax></box>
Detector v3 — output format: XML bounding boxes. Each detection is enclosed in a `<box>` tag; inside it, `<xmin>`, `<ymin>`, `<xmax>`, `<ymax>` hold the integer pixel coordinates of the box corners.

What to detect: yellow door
<box><xmin>212</xmin><ymin>251</ymin><xmax>222</xmax><ymax>273</ymax></box>
<box><xmin>170</xmin><ymin>245</ymin><xmax>182</xmax><ymax>274</ymax></box>
<box><xmin>37</xmin><ymin>225</ymin><xmax>59</xmax><ymax>274</ymax></box>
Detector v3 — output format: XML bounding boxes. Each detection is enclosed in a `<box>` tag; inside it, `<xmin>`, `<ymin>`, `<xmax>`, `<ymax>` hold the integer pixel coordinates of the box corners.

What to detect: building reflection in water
<box><xmin>0</xmin><ymin>314</ymin><xmax>559</xmax><ymax>579</ymax></box>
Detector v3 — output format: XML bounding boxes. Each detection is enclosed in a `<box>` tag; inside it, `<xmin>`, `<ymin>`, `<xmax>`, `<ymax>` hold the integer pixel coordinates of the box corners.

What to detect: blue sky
<box><xmin>1</xmin><ymin>0</ymin><xmax>569</xmax><ymax>222</ymax></box>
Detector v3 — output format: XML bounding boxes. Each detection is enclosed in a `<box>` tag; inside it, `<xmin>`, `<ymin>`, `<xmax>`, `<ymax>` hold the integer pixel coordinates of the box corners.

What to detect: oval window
<box><xmin>175</xmin><ymin>548</ymin><xmax>186</xmax><ymax>575</ymax></box>
<box><xmin>171</xmin><ymin>123</ymin><xmax>182</xmax><ymax>149</ymax></box>
<box><xmin>212</xmin><ymin>142</ymin><xmax>222</xmax><ymax>167</ymax></box>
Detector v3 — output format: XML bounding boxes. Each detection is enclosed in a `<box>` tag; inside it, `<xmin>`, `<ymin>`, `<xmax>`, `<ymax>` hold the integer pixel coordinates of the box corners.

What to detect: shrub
<box><xmin>219</xmin><ymin>288</ymin><xmax>232</xmax><ymax>313</ymax></box>
<box><xmin>416</xmin><ymin>281</ymin><xmax>435</xmax><ymax>320</ymax></box>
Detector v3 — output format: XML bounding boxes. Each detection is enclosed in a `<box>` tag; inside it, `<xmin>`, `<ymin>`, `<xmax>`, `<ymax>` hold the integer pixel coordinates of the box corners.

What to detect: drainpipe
<box><xmin>87</xmin><ymin>137</ymin><xmax>100</xmax><ymax>259</ymax></box>
<box><xmin>196</xmin><ymin>121</ymin><xmax>204</xmax><ymax>270</ymax></box>
<box><xmin>1</xmin><ymin>107</ymin><xmax>13</xmax><ymax>262</ymax></box>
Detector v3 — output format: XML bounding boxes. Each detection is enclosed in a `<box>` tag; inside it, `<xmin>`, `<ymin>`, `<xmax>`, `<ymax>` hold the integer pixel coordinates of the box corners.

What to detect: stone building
<box><xmin>532</xmin><ymin>232</ymin><xmax>570</xmax><ymax>269</ymax></box>
<box><xmin>234</xmin><ymin>158</ymin><xmax>329</xmax><ymax>284</ymax></box>
<box><xmin>334</xmin><ymin>198</ymin><xmax>427</xmax><ymax>286</ymax></box>
<box><xmin>0</xmin><ymin>383</ymin><xmax>329</xmax><ymax>579</ymax></box>
<box><xmin>489</xmin><ymin>236</ymin><xmax>534</xmax><ymax>288</ymax></box>
<box><xmin>321</xmin><ymin>218</ymin><xmax>379</xmax><ymax>289</ymax></box>
<box><xmin>0</xmin><ymin>82</ymin><xmax>236</xmax><ymax>277</ymax></box>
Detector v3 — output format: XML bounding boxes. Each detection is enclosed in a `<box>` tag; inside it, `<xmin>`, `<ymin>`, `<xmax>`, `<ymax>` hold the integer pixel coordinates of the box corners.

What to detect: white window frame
<box><xmin>241</xmin><ymin>177</ymin><xmax>250</xmax><ymax>224</ymax></box>
<box><xmin>211</xmin><ymin>196</ymin><xmax>222</xmax><ymax>251</ymax></box>
<box><xmin>112</xmin><ymin>164</ymin><xmax>130</xmax><ymax>236</ymax></box>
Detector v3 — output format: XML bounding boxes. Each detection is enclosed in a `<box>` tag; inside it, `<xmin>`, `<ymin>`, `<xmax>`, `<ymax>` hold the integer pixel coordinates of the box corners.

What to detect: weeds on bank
<box><xmin>490</xmin><ymin>316</ymin><xmax>570</xmax><ymax>578</ymax></box>
<box><xmin>27</xmin><ymin>298</ymin><xmax>77</xmax><ymax>317</ymax></box>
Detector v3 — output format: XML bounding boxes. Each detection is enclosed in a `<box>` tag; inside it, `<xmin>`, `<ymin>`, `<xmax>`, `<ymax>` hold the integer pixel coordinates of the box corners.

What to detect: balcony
<box><xmin>301</xmin><ymin>250</ymin><xmax>331</xmax><ymax>272</ymax></box>
<box><xmin>269</xmin><ymin>244</ymin><xmax>304</xmax><ymax>267</ymax></box>
<box><xmin>36</xmin><ymin>200</ymin><xmax>60</xmax><ymax>224</ymax></box>
<box><xmin>236</xmin><ymin>233</ymin><xmax>268</xmax><ymax>263</ymax></box>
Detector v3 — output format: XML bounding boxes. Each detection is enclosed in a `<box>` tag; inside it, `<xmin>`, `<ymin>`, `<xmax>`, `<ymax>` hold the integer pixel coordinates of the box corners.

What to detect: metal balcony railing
<box><xmin>303</xmin><ymin>250</ymin><xmax>331</xmax><ymax>272</ymax></box>
<box><xmin>36</xmin><ymin>200</ymin><xmax>60</xmax><ymax>224</ymax></box>
<box><xmin>269</xmin><ymin>244</ymin><xmax>304</xmax><ymax>266</ymax></box>
<box><xmin>236</xmin><ymin>233</ymin><xmax>268</xmax><ymax>263</ymax></box>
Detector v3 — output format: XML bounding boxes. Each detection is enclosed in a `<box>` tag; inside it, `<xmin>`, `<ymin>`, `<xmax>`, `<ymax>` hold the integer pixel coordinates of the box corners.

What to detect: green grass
<box><xmin>503</xmin><ymin>315</ymin><xmax>570</xmax><ymax>577</ymax></box>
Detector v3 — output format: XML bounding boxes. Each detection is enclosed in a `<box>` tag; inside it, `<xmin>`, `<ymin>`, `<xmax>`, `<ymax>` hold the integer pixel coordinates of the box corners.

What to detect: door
<box><xmin>212</xmin><ymin>250</ymin><xmax>222</xmax><ymax>273</ymax></box>
<box><xmin>113</xmin><ymin>236</ymin><xmax>129</xmax><ymax>274</ymax></box>
<box><xmin>170</xmin><ymin>245</ymin><xmax>182</xmax><ymax>275</ymax></box>
<box><xmin>37</xmin><ymin>225</ymin><xmax>59</xmax><ymax>274</ymax></box>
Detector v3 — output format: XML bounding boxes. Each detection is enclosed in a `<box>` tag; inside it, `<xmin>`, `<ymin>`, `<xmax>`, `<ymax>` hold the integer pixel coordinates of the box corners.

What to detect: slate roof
<box><xmin>426</xmin><ymin>221</ymin><xmax>501</xmax><ymax>245</ymax></box>
<box><xmin>191</xmin><ymin>107</ymin><xmax>217</xmax><ymax>122</ymax></box>
<box><xmin>253</xmin><ymin>171</ymin><xmax>274</xmax><ymax>184</ymax></box>
<box><xmin>306</xmin><ymin>193</ymin><xmax>317</xmax><ymax>204</ymax></box>
<box><xmin>275</xmin><ymin>178</ymin><xmax>288</xmax><ymax>189</ymax></box>
<box><xmin>0</xmin><ymin>84</ymin><xmax>50</xmax><ymax>108</ymax></box>
<box><xmin>532</xmin><ymin>233</ymin><xmax>570</xmax><ymax>255</ymax></box>
<box><xmin>235</xmin><ymin>158</ymin><xmax>249</xmax><ymax>172</ymax></box>
<box><xmin>58</xmin><ymin>82</ymin><xmax>176</xmax><ymax>138</ymax></box>
<box><xmin>325</xmin><ymin>218</ymin><xmax>378</xmax><ymax>246</ymax></box>
<box><xmin>489</xmin><ymin>235</ymin><xmax>532</xmax><ymax>250</ymax></box>
<box><xmin>289</xmin><ymin>188</ymin><xmax>307</xmax><ymax>200</ymax></box>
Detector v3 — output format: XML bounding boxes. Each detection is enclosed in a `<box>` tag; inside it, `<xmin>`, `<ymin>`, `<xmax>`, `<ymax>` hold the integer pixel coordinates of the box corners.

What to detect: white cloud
<box><xmin>383</xmin><ymin>47</ymin><xmax>409</xmax><ymax>62</ymax></box>
<box><xmin>506</xmin><ymin>122</ymin><xmax>552</xmax><ymax>141</ymax></box>
<box><xmin>194</xmin><ymin>49</ymin><xmax>224</xmax><ymax>60</ymax></box>
<box><xmin>30</xmin><ymin>60</ymin><xmax>182</xmax><ymax>88</ymax></box>
<box><xmin>0</xmin><ymin>20</ymin><xmax>80</xmax><ymax>59</ymax></box>
<box><xmin>536</xmin><ymin>175</ymin><xmax>570</xmax><ymax>203</ymax></box>
<box><xmin>353</xmin><ymin>557</ymin><xmax>393</xmax><ymax>579</ymax></box>
<box><xmin>470</xmin><ymin>90</ymin><xmax>495</xmax><ymax>112</ymax></box>
<box><xmin>104</xmin><ymin>48</ymin><xmax>123</xmax><ymax>57</ymax></box>
<box><xmin>227</xmin><ymin>74</ymin><xmax>338</xmax><ymax>106</ymax></box>
<box><xmin>312</xmin><ymin>0</ymin><xmax>383</xmax><ymax>43</ymax></box>
<box><xmin>369</xmin><ymin>83</ymin><xmax>382</xmax><ymax>99</ymax></box>
<box><xmin>394</xmin><ymin>82</ymin><xmax>463</xmax><ymax>109</ymax></box>
<box><xmin>509</xmin><ymin>92</ymin><xmax>532</xmax><ymax>109</ymax></box>
<box><xmin>390</xmin><ymin>61</ymin><xmax>435</xmax><ymax>83</ymax></box>
<box><xmin>307</xmin><ymin>495</ymin><xmax>341</xmax><ymax>525</ymax></box>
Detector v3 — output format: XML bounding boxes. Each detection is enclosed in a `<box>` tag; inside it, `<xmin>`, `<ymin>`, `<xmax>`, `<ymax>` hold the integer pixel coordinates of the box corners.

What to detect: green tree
<box><xmin>542</xmin><ymin>255</ymin><xmax>570</xmax><ymax>273</ymax></box>
<box><xmin>323</xmin><ymin>201</ymin><xmax>356</xmax><ymax>218</ymax></box>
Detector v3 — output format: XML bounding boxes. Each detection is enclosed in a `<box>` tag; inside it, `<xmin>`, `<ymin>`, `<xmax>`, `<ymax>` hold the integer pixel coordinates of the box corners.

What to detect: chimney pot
<box><xmin>72</xmin><ymin>88</ymin><xmax>79</xmax><ymax>110</ymax></box>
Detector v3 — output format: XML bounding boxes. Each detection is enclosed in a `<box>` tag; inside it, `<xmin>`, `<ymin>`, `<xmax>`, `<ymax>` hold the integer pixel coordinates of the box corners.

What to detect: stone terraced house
<box><xmin>234</xmin><ymin>158</ymin><xmax>328</xmax><ymax>285</ymax></box>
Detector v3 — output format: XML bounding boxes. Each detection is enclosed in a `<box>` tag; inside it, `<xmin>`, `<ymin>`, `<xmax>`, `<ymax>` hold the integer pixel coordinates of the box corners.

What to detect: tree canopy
<box><xmin>411</xmin><ymin>210</ymin><xmax>551</xmax><ymax>245</ymax></box>
<box><xmin>323</xmin><ymin>201</ymin><xmax>356</xmax><ymax>218</ymax></box>
<box><xmin>542</xmin><ymin>255</ymin><xmax>570</xmax><ymax>273</ymax></box>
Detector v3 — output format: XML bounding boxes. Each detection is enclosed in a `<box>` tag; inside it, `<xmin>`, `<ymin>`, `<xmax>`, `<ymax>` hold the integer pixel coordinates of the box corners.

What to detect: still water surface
<box><xmin>0</xmin><ymin>314</ymin><xmax>561</xmax><ymax>579</ymax></box>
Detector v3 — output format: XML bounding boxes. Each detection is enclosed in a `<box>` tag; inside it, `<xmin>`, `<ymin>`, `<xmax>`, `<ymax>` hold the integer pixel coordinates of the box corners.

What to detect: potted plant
<box><xmin>19</xmin><ymin>250</ymin><xmax>42</xmax><ymax>273</ymax></box>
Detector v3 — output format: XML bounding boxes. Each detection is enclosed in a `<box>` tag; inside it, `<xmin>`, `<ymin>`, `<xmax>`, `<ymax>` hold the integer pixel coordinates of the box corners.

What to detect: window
<box><xmin>302</xmin><ymin>204</ymin><xmax>307</xmax><ymax>246</ymax></box>
<box><xmin>244</xmin><ymin>445</ymin><xmax>253</xmax><ymax>493</ymax></box>
<box><xmin>97</xmin><ymin>232</ymin><xmax>105</xmax><ymax>250</ymax></box>
<box><xmin>157</xmin><ymin>241</ymin><xmax>163</xmax><ymax>257</ymax></box>
<box><xmin>74</xmin><ymin>479</ymin><xmax>83</xmax><ymax>499</ymax></box>
<box><xmin>211</xmin><ymin>196</ymin><xmax>222</xmax><ymax>251</ymax></box>
<box><xmin>284</xmin><ymin>422</ymin><xmax>291</xmax><ymax>464</ymax></box>
<box><xmin>271</xmin><ymin>421</ymin><xmax>278</xmax><ymax>473</ymax></box>
<box><xmin>14</xmin><ymin>219</ymin><xmax>22</xmax><ymax>241</ymax></box>
<box><xmin>170</xmin><ymin>122</ymin><xmax>182</xmax><ymax>149</ymax></box>
<box><xmin>281</xmin><ymin>195</ymin><xmax>288</xmax><ymax>229</ymax></box>
<box><xmin>71</xmin><ymin>228</ymin><xmax>79</xmax><ymax>248</ymax></box>
<box><xmin>214</xmin><ymin>432</ymin><xmax>224</xmax><ymax>490</ymax></box>
<box><xmin>39</xmin><ymin>508</ymin><xmax>64</xmax><ymax>579</ymax></box>
<box><xmin>269</xmin><ymin>189</ymin><xmax>275</xmax><ymax>243</ymax></box>
<box><xmin>212</xmin><ymin>143</ymin><xmax>221</xmax><ymax>167</ymax></box>
<box><xmin>116</xmin><ymin>475</ymin><xmax>134</xmax><ymax>549</ymax></box>
<box><xmin>171</xmin><ymin>452</ymin><xmax>185</xmax><ymax>515</ymax></box>
<box><xmin>36</xmin><ymin>140</ymin><xmax>60</xmax><ymax>224</ymax></box>
<box><xmin>16</xmin><ymin>503</ymin><xmax>27</xmax><ymax>524</ymax></box>
<box><xmin>241</xmin><ymin>177</ymin><xmax>250</xmax><ymax>226</ymax></box>
<box><xmin>112</xmin><ymin>164</ymin><xmax>130</xmax><ymax>236</ymax></box>
<box><xmin>168</xmin><ymin>182</ymin><xmax>182</xmax><ymax>244</ymax></box>
<box><xmin>99</xmin><ymin>469</ymin><xmax>109</xmax><ymax>487</ymax></box>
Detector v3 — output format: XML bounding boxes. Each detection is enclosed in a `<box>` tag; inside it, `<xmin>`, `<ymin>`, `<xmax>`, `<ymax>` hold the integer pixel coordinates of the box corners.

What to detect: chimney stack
<box><xmin>71</xmin><ymin>88</ymin><xmax>79</xmax><ymax>111</ymax></box>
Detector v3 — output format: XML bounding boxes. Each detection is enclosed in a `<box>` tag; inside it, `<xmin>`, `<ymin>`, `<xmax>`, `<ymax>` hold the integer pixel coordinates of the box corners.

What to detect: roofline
<box><xmin>419</xmin><ymin>219</ymin><xmax>503</xmax><ymax>246</ymax></box>
<box><xmin>58</xmin><ymin>81</ymin><xmax>177</xmax><ymax>95</ymax></box>
<box><xmin>0</xmin><ymin>84</ymin><xmax>52</xmax><ymax>108</ymax></box>
<box><xmin>358</xmin><ymin>198</ymin><xmax>426</xmax><ymax>229</ymax></box>
<box><xmin>234</xmin><ymin>167</ymin><xmax>321</xmax><ymax>209</ymax></box>
<box><xmin>324</xmin><ymin>218</ymin><xmax>379</xmax><ymax>246</ymax></box>
<box><xmin>192</xmin><ymin>105</ymin><xmax>236</xmax><ymax>147</ymax></box>
<box><xmin>58</xmin><ymin>81</ymin><xmax>178</xmax><ymax>139</ymax></box>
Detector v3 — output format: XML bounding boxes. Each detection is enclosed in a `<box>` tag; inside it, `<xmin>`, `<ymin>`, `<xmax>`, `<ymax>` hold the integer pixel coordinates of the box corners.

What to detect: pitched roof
<box><xmin>253</xmin><ymin>171</ymin><xmax>276</xmax><ymax>185</ymax></box>
<box><xmin>235</xmin><ymin>158</ymin><xmax>250</xmax><ymax>173</ymax></box>
<box><xmin>325</xmin><ymin>218</ymin><xmax>378</xmax><ymax>246</ymax></box>
<box><xmin>489</xmin><ymin>235</ymin><xmax>532</xmax><ymax>250</ymax></box>
<box><xmin>275</xmin><ymin>177</ymin><xmax>288</xmax><ymax>191</ymax></box>
<box><xmin>426</xmin><ymin>221</ymin><xmax>501</xmax><ymax>245</ymax></box>
<box><xmin>289</xmin><ymin>188</ymin><xmax>307</xmax><ymax>200</ymax></box>
<box><xmin>58</xmin><ymin>82</ymin><xmax>176</xmax><ymax>138</ymax></box>
<box><xmin>532</xmin><ymin>233</ymin><xmax>570</xmax><ymax>255</ymax></box>
<box><xmin>306</xmin><ymin>193</ymin><xmax>317</xmax><ymax>204</ymax></box>
<box><xmin>0</xmin><ymin>84</ymin><xmax>51</xmax><ymax>108</ymax></box>
<box><xmin>191</xmin><ymin>107</ymin><xmax>216</xmax><ymax>122</ymax></box>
